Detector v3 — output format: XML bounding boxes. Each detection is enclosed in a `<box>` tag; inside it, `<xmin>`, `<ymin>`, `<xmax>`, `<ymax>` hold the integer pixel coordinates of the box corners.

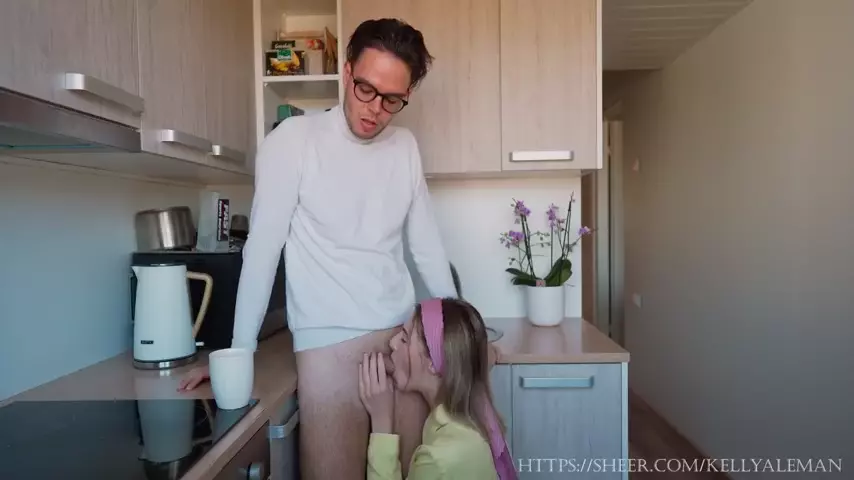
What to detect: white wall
<box><xmin>417</xmin><ymin>177</ymin><xmax>583</xmax><ymax>318</ymax></box>
<box><xmin>619</xmin><ymin>0</ymin><xmax>853</xmax><ymax>475</ymax></box>
<box><xmin>214</xmin><ymin>176</ymin><xmax>585</xmax><ymax>319</ymax></box>
<box><xmin>0</xmin><ymin>159</ymin><xmax>201</xmax><ymax>400</ymax></box>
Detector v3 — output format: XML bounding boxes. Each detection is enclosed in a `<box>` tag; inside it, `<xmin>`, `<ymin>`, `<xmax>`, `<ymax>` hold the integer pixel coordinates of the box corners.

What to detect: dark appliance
<box><xmin>0</xmin><ymin>398</ymin><xmax>257</xmax><ymax>480</ymax></box>
<box><xmin>131</xmin><ymin>250</ymin><xmax>286</xmax><ymax>350</ymax></box>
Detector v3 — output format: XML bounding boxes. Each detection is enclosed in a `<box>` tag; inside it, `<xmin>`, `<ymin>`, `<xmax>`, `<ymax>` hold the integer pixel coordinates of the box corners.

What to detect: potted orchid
<box><xmin>498</xmin><ymin>193</ymin><xmax>592</xmax><ymax>326</ymax></box>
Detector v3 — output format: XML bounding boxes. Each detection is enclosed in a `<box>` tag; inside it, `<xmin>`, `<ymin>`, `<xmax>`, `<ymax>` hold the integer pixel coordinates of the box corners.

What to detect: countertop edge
<box><xmin>485</xmin><ymin>317</ymin><xmax>631</xmax><ymax>364</ymax></box>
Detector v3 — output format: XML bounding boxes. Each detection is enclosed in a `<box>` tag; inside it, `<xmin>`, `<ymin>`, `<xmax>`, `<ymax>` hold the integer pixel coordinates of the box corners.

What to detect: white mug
<box><xmin>209</xmin><ymin>348</ymin><xmax>254</xmax><ymax>410</ymax></box>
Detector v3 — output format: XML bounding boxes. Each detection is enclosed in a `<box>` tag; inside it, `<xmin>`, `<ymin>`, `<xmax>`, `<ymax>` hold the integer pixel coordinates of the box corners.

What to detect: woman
<box><xmin>359</xmin><ymin>297</ymin><xmax>517</xmax><ymax>479</ymax></box>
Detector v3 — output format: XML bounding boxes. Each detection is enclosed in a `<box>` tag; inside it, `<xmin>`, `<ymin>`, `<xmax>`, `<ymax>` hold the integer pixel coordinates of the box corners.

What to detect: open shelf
<box><xmin>263</xmin><ymin>74</ymin><xmax>340</xmax><ymax>99</ymax></box>
<box><xmin>253</xmin><ymin>0</ymin><xmax>343</xmax><ymax>144</ymax></box>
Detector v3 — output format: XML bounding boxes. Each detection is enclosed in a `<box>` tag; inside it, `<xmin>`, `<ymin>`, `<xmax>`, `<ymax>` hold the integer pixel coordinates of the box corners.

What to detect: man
<box><xmin>180</xmin><ymin>18</ymin><xmax>457</xmax><ymax>479</ymax></box>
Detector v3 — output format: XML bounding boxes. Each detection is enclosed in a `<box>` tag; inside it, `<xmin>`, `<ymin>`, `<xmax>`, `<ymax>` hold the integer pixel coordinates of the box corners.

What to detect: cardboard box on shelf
<box><xmin>274</xmin><ymin>28</ymin><xmax>338</xmax><ymax>75</ymax></box>
<box><xmin>265</xmin><ymin>46</ymin><xmax>306</xmax><ymax>76</ymax></box>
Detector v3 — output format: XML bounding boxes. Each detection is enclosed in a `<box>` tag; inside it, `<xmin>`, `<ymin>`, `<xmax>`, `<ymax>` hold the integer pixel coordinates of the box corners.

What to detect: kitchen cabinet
<box><xmin>510</xmin><ymin>364</ymin><xmax>624</xmax><ymax>479</ymax></box>
<box><xmin>137</xmin><ymin>0</ymin><xmax>254</xmax><ymax>169</ymax></box>
<box><xmin>269</xmin><ymin>395</ymin><xmax>300</xmax><ymax>480</ymax></box>
<box><xmin>213</xmin><ymin>420</ymin><xmax>272</xmax><ymax>480</ymax></box>
<box><xmin>204</xmin><ymin>0</ymin><xmax>255</xmax><ymax>167</ymax></box>
<box><xmin>491</xmin><ymin>362</ymin><xmax>627</xmax><ymax>480</ymax></box>
<box><xmin>0</xmin><ymin>0</ymin><xmax>143</xmax><ymax>127</ymax></box>
<box><xmin>490</xmin><ymin>365</ymin><xmax>514</xmax><ymax>453</ymax></box>
<box><xmin>500</xmin><ymin>0</ymin><xmax>602</xmax><ymax>171</ymax></box>
<box><xmin>136</xmin><ymin>0</ymin><xmax>206</xmax><ymax>166</ymax></box>
<box><xmin>340</xmin><ymin>0</ymin><xmax>601</xmax><ymax>175</ymax></box>
<box><xmin>341</xmin><ymin>0</ymin><xmax>502</xmax><ymax>175</ymax></box>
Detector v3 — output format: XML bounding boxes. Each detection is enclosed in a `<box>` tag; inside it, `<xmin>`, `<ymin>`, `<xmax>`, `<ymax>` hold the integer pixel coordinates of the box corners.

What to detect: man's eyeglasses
<box><xmin>352</xmin><ymin>79</ymin><xmax>409</xmax><ymax>114</ymax></box>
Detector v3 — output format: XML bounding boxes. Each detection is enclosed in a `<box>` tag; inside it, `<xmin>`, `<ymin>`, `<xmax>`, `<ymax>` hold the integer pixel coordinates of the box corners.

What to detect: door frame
<box><xmin>583</xmin><ymin>109</ymin><xmax>625</xmax><ymax>345</ymax></box>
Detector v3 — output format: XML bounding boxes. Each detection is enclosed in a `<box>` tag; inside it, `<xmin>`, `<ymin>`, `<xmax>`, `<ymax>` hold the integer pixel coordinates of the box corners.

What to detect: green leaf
<box><xmin>505</xmin><ymin>268</ymin><xmax>538</xmax><ymax>287</ymax></box>
<box><xmin>505</xmin><ymin>267</ymin><xmax>533</xmax><ymax>278</ymax></box>
<box><xmin>543</xmin><ymin>258</ymin><xmax>572</xmax><ymax>286</ymax></box>
<box><xmin>511</xmin><ymin>276</ymin><xmax>538</xmax><ymax>287</ymax></box>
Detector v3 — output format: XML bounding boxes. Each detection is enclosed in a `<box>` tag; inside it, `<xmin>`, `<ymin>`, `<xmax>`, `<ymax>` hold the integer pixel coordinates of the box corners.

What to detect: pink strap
<box><xmin>420</xmin><ymin>298</ymin><xmax>518</xmax><ymax>480</ymax></box>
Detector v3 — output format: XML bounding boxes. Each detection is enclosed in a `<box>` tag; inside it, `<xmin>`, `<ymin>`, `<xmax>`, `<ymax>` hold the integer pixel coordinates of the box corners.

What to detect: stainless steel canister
<box><xmin>134</xmin><ymin>206</ymin><xmax>196</xmax><ymax>251</ymax></box>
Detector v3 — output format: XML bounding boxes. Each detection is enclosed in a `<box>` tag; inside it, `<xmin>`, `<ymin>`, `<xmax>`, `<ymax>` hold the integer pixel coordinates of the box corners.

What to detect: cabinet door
<box><xmin>512</xmin><ymin>364</ymin><xmax>623</xmax><ymax>479</ymax></box>
<box><xmin>270</xmin><ymin>409</ymin><xmax>300</xmax><ymax>480</ymax></box>
<box><xmin>213</xmin><ymin>420</ymin><xmax>272</xmax><ymax>480</ymax></box>
<box><xmin>490</xmin><ymin>365</ymin><xmax>513</xmax><ymax>453</ymax></box>
<box><xmin>500</xmin><ymin>0</ymin><xmax>602</xmax><ymax>171</ymax></box>
<box><xmin>0</xmin><ymin>0</ymin><xmax>142</xmax><ymax>127</ymax></box>
<box><xmin>269</xmin><ymin>396</ymin><xmax>300</xmax><ymax>480</ymax></box>
<box><xmin>341</xmin><ymin>0</ymin><xmax>502</xmax><ymax>175</ymax></box>
<box><xmin>204</xmin><ymin>0</ymin><xmax>254</xmax><ymax>167</ymax></box>
<box><xmin>137</xmin><ymin>0</ymin><xmax>211</xmax><ymax>165</ymax></box>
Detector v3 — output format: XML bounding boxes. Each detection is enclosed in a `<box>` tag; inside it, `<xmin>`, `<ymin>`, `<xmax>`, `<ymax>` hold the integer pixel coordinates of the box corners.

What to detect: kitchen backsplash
<box><xmin>0</xmin><ymin>159</ymin><xmax>202</xmax><ymax>400</ymax></box>
<box><xmin>213</xmin><ymin>175</ymin><xmax>585</xmax><ymax>319</ymax></box>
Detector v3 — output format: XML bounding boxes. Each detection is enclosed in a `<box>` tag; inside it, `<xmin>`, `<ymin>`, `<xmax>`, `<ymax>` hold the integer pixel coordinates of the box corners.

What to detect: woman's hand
<box><xmin>358</xmin><ymin>352</ymin><xmax>395</xmax><ymax>434</ymax></box>
<box><xmin>177</xmin><ymin>365</ymin><xmax>210</xmax><ymax>391</ymax></box>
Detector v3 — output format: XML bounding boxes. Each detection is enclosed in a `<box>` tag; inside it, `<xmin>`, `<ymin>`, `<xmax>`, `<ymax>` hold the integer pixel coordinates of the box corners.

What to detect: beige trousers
<box><xmin>294</xmin><ymin>326</ymin><xmax>429</xmax><ymax>480</ymax></box>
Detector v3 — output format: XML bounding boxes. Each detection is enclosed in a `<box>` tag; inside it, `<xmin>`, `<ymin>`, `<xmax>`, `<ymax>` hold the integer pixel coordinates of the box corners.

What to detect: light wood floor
<box><xmin>629</xmin><ymin>390</ymin><xmax>730</xmax><ymax>479</ymax></box>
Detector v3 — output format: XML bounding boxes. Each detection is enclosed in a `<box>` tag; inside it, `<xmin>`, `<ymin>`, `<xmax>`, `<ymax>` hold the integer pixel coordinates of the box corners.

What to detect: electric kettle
<box><xmin>132</xmin><ymin>263</ymin><xmax>213</xmax><ymax>370</ymax></box>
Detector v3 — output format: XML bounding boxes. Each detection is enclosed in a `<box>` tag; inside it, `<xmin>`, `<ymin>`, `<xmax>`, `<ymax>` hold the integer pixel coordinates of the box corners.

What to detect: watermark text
<box><xmin>515</xmin><ymin>457</ymin><xmax>843</xmax><ymax>474</ymax></box>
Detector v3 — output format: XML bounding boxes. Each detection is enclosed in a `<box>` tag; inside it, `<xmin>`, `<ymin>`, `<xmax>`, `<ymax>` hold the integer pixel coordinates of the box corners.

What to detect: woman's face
<box><xmin>388</xmin><ymin>315</ymin><xmax>434</xmax><ymax>392</ymax></box>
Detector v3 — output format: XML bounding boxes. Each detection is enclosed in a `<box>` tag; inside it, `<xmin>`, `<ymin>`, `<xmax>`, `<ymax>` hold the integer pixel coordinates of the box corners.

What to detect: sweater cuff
<box><xmin>368</xmin><ymin>433</ymin><xmax>400</xmax><ymax>461</ymax></box>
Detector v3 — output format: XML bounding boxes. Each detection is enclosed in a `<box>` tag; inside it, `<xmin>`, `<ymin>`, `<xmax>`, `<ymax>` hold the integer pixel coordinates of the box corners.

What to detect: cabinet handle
<box><xmin>211</xmin><ymin>144</ymin><xmax>246</xmax><ymax>164</ymax></box>
<box><xmin>239</xmin><ymin>461</ymin><xmax>266</xmax><ymax>480</ymax></box>
<box><xmin>62</xmin><ymin>73</ymin><xmax>144</xmax><ymax>114</ymax></box>
<box><xmin>268</xmin><ymin>409</ymin><xmax>299</xmax><ymax>439</ymax></box>
<box><xmin>509</xmin><ymin>150</ymin><xmax>574</xmax><ymax>162</ymax></box>
<box><xmin>157</xmin><ymin>129</ymin><xmax>213</xmax><ymax>153</ymax></box>
<box><xmin>520</xmin><ymin>376</ymin><xmax>594</xmax><ymax>389</ymax></box>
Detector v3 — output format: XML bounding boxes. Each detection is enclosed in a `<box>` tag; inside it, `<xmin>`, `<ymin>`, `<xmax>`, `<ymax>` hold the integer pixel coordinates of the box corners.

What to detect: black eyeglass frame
<box><xmin>352</xmin><ymin>78</ymin><xmax>409</xmax><ymax>114</ymax></box>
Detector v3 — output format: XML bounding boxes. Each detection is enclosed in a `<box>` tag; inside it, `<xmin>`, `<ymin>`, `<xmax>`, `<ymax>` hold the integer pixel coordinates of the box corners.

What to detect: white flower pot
<box><xmin>524</xmin><ymin>285</ymin><xmax>565</xmax><ymax>326</ymax></box>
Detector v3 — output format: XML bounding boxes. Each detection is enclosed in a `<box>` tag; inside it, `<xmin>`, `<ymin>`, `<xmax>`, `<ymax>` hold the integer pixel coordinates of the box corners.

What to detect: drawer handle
<box><xmin>157</xmin><ymin>129</ymin><xmax>213</xmax><ymax>153</ymax></box>
<box><xmin>239</xmin><ymin>461</ymin><xmax>266</xmax><ymax>480</ymax></box>
<box><xmin>62</xmin><ymin>73</ymin><xmax>144</xmax><ymax>114</ymax></box>
<box><xmin>211</xmin><ymin>144</ymin><xmax>246</xmax><ymax>164</ymax></box>
<box><xmin>520</xmin><ymin>376</ymin><xmax>594</xmax><ymax>389</ymax></box>
<box><xmin>510</xmin><ymin>150</ymin><xmax>574</xmax><ymax>162</ymax></box>
<box><xmin>268</xmin><ymin>409</ymin><xmax>299</xmax><ymax>439</ymax></box>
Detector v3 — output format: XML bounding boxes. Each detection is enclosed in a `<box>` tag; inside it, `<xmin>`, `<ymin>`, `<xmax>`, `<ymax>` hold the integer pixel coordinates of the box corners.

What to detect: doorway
<box><xmin>581</xmin><ymin>113</ymin><xmax>625</xmax><ymax>346</ymax></box>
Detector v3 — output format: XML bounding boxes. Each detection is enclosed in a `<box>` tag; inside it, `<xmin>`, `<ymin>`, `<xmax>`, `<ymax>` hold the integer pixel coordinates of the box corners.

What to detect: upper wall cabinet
<box><xmin>206</xmin><ymin>0</ymin><xmax>255</xmax><ymax>168</ymax></box>
<box><xmin>340</xmin><ymin>0</ymin><xmax>602</xmax><ymax>175</ymax></box>
<box><xmin>500</xmin><ymin>0</ymin><xmax>602</xmax><ymax>172</ymax></box>
<box><xmin>137</xmin><ymin>0</ymin><xmax>253</xmax><ymax>169</ymax></box>
<box><xmin>0</xmin><ymin>0</ymin><xmax>143</xmax><ymax>128</ymax></box>
<box><xmin>137</xmin><ymin>0</ymin><xmax>208</xmax><ymax>164</ymax></box>
<box><xmin>342</xmin><ymin>0</ymin><xmax>503</xmax><ymax>175</ymax></box>
<box><xmin>0</xmin><ymin>0</ymin><xmax>254</xmax><ymax>183</ymax></box>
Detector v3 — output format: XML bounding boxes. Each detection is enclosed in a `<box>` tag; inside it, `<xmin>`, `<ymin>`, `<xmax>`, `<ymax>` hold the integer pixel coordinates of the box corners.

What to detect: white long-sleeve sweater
<box><xmin>231</xmin><ymin>105</ymin><xmax>457</xmax><ymax>351</ymax></box>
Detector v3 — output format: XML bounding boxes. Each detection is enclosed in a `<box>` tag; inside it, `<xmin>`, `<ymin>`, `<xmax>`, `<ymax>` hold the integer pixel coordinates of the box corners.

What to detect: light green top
<box><xmin>367</xmin><ymin>404</ymin><xmax>499</xmax><ymax>479</ymax></box>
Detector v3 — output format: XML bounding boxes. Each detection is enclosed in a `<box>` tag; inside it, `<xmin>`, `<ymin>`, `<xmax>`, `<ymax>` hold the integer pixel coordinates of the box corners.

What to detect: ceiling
<box><xmin>603</xmin><ymin>0</ymin><xmax>753</xmax><ymax>70</ymax></box>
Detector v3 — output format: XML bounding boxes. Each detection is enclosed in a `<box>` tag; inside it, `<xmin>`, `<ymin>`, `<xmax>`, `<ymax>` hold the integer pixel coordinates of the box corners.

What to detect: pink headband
<box><xmin>419</xmin><ymin>298</ymin><xmax>518</xmax><ymax>480</ymax></box>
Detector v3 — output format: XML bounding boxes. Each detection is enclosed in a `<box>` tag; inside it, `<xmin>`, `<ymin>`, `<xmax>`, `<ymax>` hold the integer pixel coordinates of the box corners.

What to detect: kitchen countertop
<box><xmin>2</xmin><ymin>317</ymin><xmax>626</xmax><ymax>478</ymax></box>
<box><xmin>486</xmin><ymin>317</ymin><xmax>630</xmax><ymax>364</ymax></box>
<box><xmin>3</xmin><ymin>332</ymin><xmax>298</xmax><ymax>480</ymax></box>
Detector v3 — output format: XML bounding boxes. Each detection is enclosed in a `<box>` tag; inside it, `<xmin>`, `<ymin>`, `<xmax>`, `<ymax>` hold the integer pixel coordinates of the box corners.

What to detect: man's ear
<box><xmin>344</xmin><ymin>62</ymin><xmax>353</xmax><ymax>82</ymax></box>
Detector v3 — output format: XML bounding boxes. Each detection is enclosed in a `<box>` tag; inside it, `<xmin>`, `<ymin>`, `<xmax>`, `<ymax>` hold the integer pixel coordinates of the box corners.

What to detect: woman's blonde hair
<box><xmin>413</xmin><ymin>298</ymin><xmax>506</xmax><ymax>440</ymax></box>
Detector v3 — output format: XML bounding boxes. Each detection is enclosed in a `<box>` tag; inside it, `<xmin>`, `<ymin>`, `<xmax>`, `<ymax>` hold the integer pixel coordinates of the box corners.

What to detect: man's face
<box><xmin>343</xmin><ymin>47</ymin><xmax>411</xmax><ymax>140</ymax></box>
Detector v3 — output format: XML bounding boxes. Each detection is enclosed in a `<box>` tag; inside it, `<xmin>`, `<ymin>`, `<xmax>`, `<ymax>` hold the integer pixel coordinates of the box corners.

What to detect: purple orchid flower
<box><xmin>513</xmin><ymin>199</ymin><xmax>531</xmax><ymax>218</ymax></box>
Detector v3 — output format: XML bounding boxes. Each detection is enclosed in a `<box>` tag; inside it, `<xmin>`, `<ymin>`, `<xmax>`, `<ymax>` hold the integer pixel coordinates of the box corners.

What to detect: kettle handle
<box><xmin>186</xmin><ymin>271</ymin><xmax>214</xmax><ymax>337</ymax></box>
